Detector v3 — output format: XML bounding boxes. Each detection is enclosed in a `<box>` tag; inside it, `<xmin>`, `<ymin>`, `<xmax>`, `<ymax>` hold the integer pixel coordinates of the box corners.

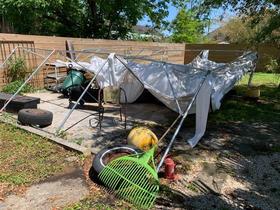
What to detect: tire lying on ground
<box><xmin>18</xmin><ymin>109</ymin><xmax>53</xmax><ymax>128</ymax></box>
<box><xmin>89</xmin><ymin>145</ymin><xmax>142</xmax><ymax>184</ymax></box>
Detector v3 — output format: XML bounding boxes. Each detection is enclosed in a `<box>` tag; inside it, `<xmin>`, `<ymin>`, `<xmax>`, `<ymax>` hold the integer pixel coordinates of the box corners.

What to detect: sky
<box><xmin>138</xmin><ymin>3</ymin><xmax>236</xmax><ymax>35</ymax></box>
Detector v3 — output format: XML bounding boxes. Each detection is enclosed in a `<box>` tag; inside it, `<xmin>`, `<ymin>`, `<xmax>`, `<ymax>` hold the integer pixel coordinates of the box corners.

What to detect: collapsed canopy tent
<box><xmin>58</xmin><ymin>50</ymin><xmax>257</xmax><ymax>147</ymax></box>
<box><xmin>62</xmin><ymin>50</ymin><xmax>257</xmax><ymax>112</ymax></box>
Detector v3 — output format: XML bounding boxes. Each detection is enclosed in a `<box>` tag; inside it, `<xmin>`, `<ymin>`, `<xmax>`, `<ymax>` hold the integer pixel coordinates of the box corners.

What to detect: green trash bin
<box><xmin>62</xmin><ymin>70</ymin><xmax>86</xmax><ymax>91</ymax></box>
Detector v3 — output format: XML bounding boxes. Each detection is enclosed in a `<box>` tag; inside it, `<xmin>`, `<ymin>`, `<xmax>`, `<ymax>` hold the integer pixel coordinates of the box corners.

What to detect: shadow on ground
<box><xmin>154</xmin><ymin>85</ymin><xmax>280</xmax><ymax>210</ymax></box>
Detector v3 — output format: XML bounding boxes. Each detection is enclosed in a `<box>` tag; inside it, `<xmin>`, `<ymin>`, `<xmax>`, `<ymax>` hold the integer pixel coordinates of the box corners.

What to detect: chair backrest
<box><xmin>103</xmin><ymin>86</ymin><xmax>120</xmax><ymax>104</ymax></box>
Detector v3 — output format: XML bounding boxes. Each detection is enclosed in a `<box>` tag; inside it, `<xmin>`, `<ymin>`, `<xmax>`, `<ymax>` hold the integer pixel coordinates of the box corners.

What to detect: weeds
<box><xmin>2</xmin><ymin>80</ymin><xmax>34</xmax><ymax>94</ymax></box>
<box><xmin>6</xmin><ymin>57</ymin><xmax>27</xmax><ymax>82</ymax></box>
<box><xmin>186</xmin><ymin>183</ymin><xmax>199</xmax><ymax>193</ymax></box>
<box><xmin>1</xmin><ymin>57</ymin><xmax>35</xmax><ymax>94</ymax></box>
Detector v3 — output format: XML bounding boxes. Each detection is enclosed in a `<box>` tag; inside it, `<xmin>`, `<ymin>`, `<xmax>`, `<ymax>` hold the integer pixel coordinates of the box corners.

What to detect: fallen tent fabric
<box><xmin>189</xmin><ymin>51</ymin><xmax>257</xmax><ymax>111</ymax></box>
<box><xmin>58</xmin><ymin>50</ymin><xmax>257</xmax><ymax>112</ymax></box>
<box><xmin>68</xmin><ymin>50</ymin><xmax>256</xmax><ymax>113</ymax></box>
<box><xmin>57</xmin><ymin>54</ymin><xmax>144</xmax><ymax>103</ymax></box>
<box><xmin>125</xmin><ymin>51</ymin><xmax>257</xmax><ymax>113</ymax></box>
<box><xmin>57</xmin><ymin>50</ymin><xmax>257</xmax><ymax>147</ymax></box>
<box><xmin>88</xmin><ymin>54</ymin><xmax>144</xmax><ymax>103</ymax></box>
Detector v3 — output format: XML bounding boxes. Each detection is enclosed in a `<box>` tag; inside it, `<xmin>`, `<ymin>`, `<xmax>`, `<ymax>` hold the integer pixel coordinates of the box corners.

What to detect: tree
<box><xmin>197</xmin><ymin>0</ymin><xmax>280</xmax><ymax>46</ymax></box>
<box><xmin>209</xmin><ymin>15</ymin><xmax>275</xmax><ymax>44</ymax></box>
<box><xmin>0</xmin><ymin>0</ymin><xmax>182</xmax><ymax>39</ymax></box>
<box><xmin>84</xmin><ymin>0</ymin><xmax>172</xmax><ymax>39</ymax></box>
<box><xmin>0</xmin><ymin>0</ymin><xmax>85</xmax><ymax>37</ymax></box>
<box><xmin>170</xmin><ymin>8</ymin><xmax>206</xmax><ymax>43</ymax></box>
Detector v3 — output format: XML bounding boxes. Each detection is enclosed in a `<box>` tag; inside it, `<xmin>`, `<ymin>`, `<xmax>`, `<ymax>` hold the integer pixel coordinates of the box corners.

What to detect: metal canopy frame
<box><xmin>0</xmin><ymin>46</ymin><xmax>170</xmax><ymax>134</ymax></box>
<box><xmin>0</xmin><ymin>46</ymin><xmax>255</xmax><ymax>136</ymax></box>
<box><xmin>56</xmin><ymin>50</ymin><xmax>256</xmax><ymax>132</ymax></box>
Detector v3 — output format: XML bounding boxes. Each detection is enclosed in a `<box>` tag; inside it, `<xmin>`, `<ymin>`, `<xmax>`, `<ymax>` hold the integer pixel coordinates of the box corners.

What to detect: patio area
<box><xmin>23</xmin><ymin>91</ymin><xmax>178</xmax><ymax>153</ymax></box>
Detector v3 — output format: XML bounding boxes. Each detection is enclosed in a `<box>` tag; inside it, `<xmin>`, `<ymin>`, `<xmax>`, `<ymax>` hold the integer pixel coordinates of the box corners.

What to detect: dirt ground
<box><xmin>154</xmin><ymin>121</ymin><xmax>280</xmax><ymax>210</ymax></box>
<box><xmin>1</xmin><ymin>116</ymin><xmax>279</xmax><ymax>210</ymax></box>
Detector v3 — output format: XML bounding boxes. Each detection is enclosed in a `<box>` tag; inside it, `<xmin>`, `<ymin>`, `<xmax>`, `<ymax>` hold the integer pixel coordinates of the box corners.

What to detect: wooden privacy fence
<box><xmin>0</xmin><ymin>33</ymin><xmax>185</xmax><ymax>64</ymax></box>
<box><xmin>0</xmin><ymin>33</ymin><xmax>279</xmax><ymax>89</ymax></box>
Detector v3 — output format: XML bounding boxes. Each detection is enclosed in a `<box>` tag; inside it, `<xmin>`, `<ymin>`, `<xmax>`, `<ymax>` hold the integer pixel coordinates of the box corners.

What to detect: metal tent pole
<box><xmin>114</xmin><ymin>55</ymin><xmax>145</xmax><ymax>87</ymax></box>
<box><xmin>156</xmin><ymin>70</ymin><xmax>211</xmax><ymax>172</ymax></box>
<box><xmin>56</xmin><ymin>59</ymin><xmax>109</xmax><ymax>133</ymax></box>
<box><xmin>0</xmin><ymin>46</ymin><xmax>19</xmax><ymax>68</ymax></box>
<box><xmin>0</xmin><ymin>49</ymin><xmax>56</xmax><ymax>112</ymax></box>
<box><xmin>21</xmin><ymin>46</ymin><xmax>47</xmax><ymax>59</ymax></box>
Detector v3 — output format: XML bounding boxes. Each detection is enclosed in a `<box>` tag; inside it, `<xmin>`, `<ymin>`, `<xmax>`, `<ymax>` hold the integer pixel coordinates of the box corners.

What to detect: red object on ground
<box><xmin>164</xmin><ymin>157</ymin><xmax>176</xmax><ymax>180</ymax></box>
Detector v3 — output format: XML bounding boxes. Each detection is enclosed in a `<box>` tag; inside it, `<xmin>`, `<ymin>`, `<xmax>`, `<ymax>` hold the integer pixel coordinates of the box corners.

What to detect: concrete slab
<box><xmin>0</xmin><ymin>168</ymin><xmax>89</xmax><ymax>210</ymax></box>
<box><xmin>23</xmin><ymin>91</ymin><xmax>177</xmax><ymax>153</ymax></box>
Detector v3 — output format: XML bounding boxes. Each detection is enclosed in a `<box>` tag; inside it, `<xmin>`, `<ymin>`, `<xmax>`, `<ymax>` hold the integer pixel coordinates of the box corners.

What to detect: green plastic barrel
<box><xmin>62</xmin><ymin>70</ymin><xmax>85</xmax><ymax>90</ymax></box>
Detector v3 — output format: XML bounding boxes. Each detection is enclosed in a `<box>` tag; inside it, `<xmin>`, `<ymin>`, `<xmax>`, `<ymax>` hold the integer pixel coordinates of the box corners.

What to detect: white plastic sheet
<box><xmin>57</xmin><ymin>51</ymin><xmax>257</xmax><ymax>112</ymax></box>
<box><xmin>126</xmin><ymin>51</ymin><xmax>257</xmax><ymax>112</ymax></box>
<box><xmin>57</xmin><ymin>50</ymin><xmax>257</xmax><ymax>147</ymax></box>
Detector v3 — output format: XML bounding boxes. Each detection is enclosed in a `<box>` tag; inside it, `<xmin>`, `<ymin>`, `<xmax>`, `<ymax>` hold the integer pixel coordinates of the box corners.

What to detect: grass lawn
<box><xmin>239</xmin><ymin>72</ymin><xmax>279</xmax><ymax>85</ymax></box>
<box><xmin>0</xmin><ymin>123</ymin><xmax>82</xmax><ymax>198</ymax></box>
<box><xmin>209</xmin><ymin>72</ymin><xmax>280</xmax><ymax>123</ymax></box>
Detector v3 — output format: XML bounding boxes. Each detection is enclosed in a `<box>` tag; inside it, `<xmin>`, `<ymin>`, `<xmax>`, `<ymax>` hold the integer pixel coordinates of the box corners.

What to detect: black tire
<box><xmin>89</xmin><ymin>145</ymin><xmax>142</xmax><ymax>183</ymax></box>
<box><xmin>89</xmin><ymin>166</ymin><xmax>101</xmax><ymax>184</ymax></box>
<box><xmin>18</xmin><ymin>109</ymin><xmax>53</xmax><ymax>128</ymax></box>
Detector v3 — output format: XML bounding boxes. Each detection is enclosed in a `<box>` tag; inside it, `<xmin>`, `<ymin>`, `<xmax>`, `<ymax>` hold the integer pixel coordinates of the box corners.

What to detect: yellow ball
<box><xmin>127</xmin><ymin>127</ymin><xmax>158</xmax><ymax>151</ymax></box>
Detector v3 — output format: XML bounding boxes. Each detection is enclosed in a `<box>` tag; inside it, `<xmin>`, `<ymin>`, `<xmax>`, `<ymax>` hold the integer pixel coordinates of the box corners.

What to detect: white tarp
<box><xmin>58</xmin><ymin>54</ymin><xmax>144</xmax><ymax>103</ymax></box>
<box><xmin>57</xmin><ymin>50</ymin><xmax>257</xmax><ymax>147</ymax></box>
<box><xmin>124</xmin><ymin>51</ymin><xmax>257</xmax><ymax>113</ymax></box>
<box><xmin>57</xmin><ymin>50</ymin><xmax>257</xmax><ymax>112</ymax></box>
<box><xmin>88</xmin><ymin>54</ymin><xmax>144</xmax><ymax>103</ymax></box>
<box><xmin>189</xmin><ymin>51</ymin><xmax>257</xmax><ymax>110</ymax></box>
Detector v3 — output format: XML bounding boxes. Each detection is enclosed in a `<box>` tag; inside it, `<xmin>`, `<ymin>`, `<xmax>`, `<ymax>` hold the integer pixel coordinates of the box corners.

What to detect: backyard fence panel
<box><xmin>0</xmin><ymin>33</ymin><xmax>185</xmax><ymax>63</ymax></box>
<box><xmin>0</xmin><ymin>33</ymin><xmax>279</xmax><ymax>89</ymax></box>
<box><xmin>0</xmin><ymin>33</ymin><xmax>186</xmax><ymax>88</ymax></box>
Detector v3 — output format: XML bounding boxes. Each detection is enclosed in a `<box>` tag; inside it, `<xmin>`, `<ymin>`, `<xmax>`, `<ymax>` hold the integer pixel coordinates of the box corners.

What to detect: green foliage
<box><xmin>209</xmin><ymin>14</ymin><xmax>278</xmax><ymax>46</ymax></box>
<box><xmin>0</xmin><ymin>0</ymin><xmax>86</xmax><ymax>37</ymax></box>
<box><xmin>2</xmin><ymin>57</ymin><xmax>34</xmax><ymax>94</ymax></box>
<box><xmin>2</xmin><ymin>80</ymin><xmax>34</xmax><ymax>94</ymax></box>
<box><xmin>210</xmin><ymin>18</ymin><xmax>255</xmax><ymax>44</ymax></box>
<box><xmin>0</xmin><ymin>0</ymin><xmax>183</xmax><ymax>39</ymax></box>
<box><xmin>6</xmin><ymin>57</ymin><xmax>27</xmax><ymax>82</ymax></box>
<box><xmin>198</xmin><ymin>0</ymin><xmax>280</xmax><ymax>46</ymax></box>
<box><xmin>238</xmin><ymin>73</ymin><xmax>279</xmax><ymax>86</ymax></box>
<box><xmin>170</xmin><ymin>8</ymin><xmax>206</xmax><ymax>43</ymax></box>
<box><xmin>84</xmin><ymin>0</ymin><xmax>174</xmax><ymax>39</ymax></box>
<box><xmin>265</xmin><ymin>58</ymin><xmax>280</xmax><ymax>74</ymax></box>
